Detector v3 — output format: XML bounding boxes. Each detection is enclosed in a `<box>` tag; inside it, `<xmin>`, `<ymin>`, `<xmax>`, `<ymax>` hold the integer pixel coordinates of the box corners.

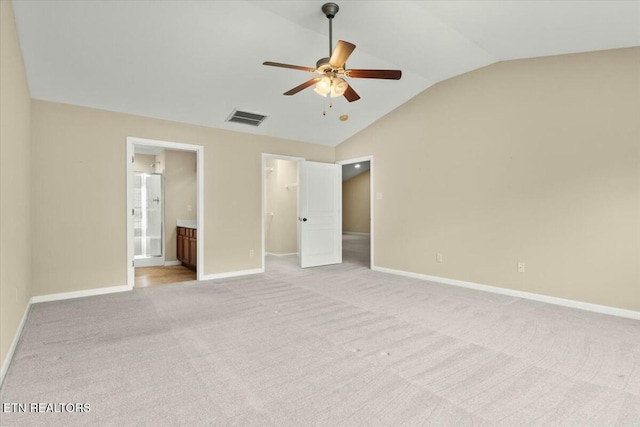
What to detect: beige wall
<box><xmin>30</xmin><ymin>100</ymin><xmax>334</xmax><ymax>295</ymax></box>
<box><xmin>133</xmin><ymin>154</ymin><xmax>156</xmax><ymax>173</ymax></box>
<box><xmin>155</xmin><ymin>149</ymin><xmax>166</xmax><ymax>174</ymax></box>
<box><xmin>265</xmin><ymin>158</ymin><xmax>299</xmax><ymax>255</ymax></box>
<box><xmin>342</xmin><ymin>170</ymin><xmax>371</xmax><ymax>234</ymax></box>
<box><xmin>0</xmin><ymin>1</ymin><xmax>32</xmax><ymax>372</ymax></box>
<box><xmin>337</xmin><ymin>47</ymin><xmax>640</xmax><ymax>311</ymax></box>
<box><xmin>164</xmin><ymin>150</ymin><xmax>197</xmax><ymax>262</ymax></box>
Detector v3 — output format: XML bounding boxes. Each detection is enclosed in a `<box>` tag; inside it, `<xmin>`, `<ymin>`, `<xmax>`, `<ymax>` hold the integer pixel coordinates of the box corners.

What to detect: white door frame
<box><xmin>126</xmin><ymin>136</ymin><xmax>204</xmax><ymax>289</ymax></box>
<box><xmin>261</xmin><ymin>153</ymin><xmax>305</xmax><ymax>271</ymax></box>
<box><xmin>336</xmin><ymin>155</ymin><xmax>374</xmax><ymax>268</ymax></box>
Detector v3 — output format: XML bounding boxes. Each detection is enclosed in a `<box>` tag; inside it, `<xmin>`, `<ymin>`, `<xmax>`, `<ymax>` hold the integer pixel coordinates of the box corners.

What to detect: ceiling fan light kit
<box><xmin>263</xmin><ymin>2</ymin><xmax>401</xmax><ymax>106</ymax></box>
<box><xmin>314</xmin><ymin>76</ymin><xmax>348</xmax><ymax>98</ymax></box>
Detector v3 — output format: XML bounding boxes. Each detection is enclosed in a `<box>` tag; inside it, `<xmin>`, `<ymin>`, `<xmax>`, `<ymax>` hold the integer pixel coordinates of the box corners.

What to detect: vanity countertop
<box><xmin>177</xmin><ymin>219</ymin><xmax>197</xmax><ymax>229</ymax></box>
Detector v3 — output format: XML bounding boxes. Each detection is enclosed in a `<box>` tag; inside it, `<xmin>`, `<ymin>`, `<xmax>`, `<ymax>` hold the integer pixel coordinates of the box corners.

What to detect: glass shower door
<box><xmin>134</xmin><ymin>173</ymin><xmax>164</xmax><ymax>267</ymax></box>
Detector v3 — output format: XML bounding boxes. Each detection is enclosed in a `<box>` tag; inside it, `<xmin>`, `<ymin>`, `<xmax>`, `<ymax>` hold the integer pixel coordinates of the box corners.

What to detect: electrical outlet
<box><xmin>517</xmin><ymin>262</ymin><xmax>525</xmax><ymax>273</ymax></box>
<box><xmin>249</xmin><ymin>249</ymin><xmax>254</xmax><ymax>258</ymax></box>
<box><xmin>187</xmin><ymin>204</ymin><xmax>192</xmax><ymax>212</ymax></box>
<box><xmin>436</xmin><ymin>253</ymin><xmax>443</xmax><ymax>263</ymax></box>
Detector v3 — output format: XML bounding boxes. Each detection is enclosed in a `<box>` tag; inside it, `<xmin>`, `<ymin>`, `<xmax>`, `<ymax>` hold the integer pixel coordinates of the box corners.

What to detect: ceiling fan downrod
<box><xmin>322</xmin><ymin>3</ymin><xmax>339</xmax><ymax>58</ymax></box>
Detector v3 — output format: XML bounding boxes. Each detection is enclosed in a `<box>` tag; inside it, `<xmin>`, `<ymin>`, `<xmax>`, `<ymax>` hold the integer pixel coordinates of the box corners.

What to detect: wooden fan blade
<box><xmin>348</xmin><ymin>69</ymin><xmax>402</xmax><ymax>80</ymax></box>
<box><xmin>329</xmin><ymin>40</ymin><xmax>356</xmax><ymax>68</ymax></box>
<box><xmin>263</xmin><ymin>61</ymin><xmax>316</xmax><ymax>73</ymax></box>
<box><xmin>343</xmin><ymin>85</ymin><xmax>360</xmax><ymax>103</ymax></box>
<box><xmin>283</xmin><ymin>78</ymin><xmax>321</xmax><ymax>96</ymax></box>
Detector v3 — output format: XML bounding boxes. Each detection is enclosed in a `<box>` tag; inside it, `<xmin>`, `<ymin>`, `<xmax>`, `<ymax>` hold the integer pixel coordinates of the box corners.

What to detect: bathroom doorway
<box><xmin>126</xmin><ymin>137</ymin><xmax>204</xmax><ymax>289</ymax></box>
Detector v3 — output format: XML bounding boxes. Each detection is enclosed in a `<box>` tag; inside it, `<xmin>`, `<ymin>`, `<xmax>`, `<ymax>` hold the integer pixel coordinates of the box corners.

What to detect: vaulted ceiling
<box><xmin>12</xmin><ymin>1</ymin><xmax>640</xmax><ymax>146</ymax></box>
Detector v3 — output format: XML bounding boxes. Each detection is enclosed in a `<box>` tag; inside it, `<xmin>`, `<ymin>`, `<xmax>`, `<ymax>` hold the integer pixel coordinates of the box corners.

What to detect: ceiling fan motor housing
<box><xmin>316</xmin><ymin>57</ymin><xmax>332</xmax><ymax>71</ymax></box>
<box><xmin>322</xmin><ymin>3</ymin><xmax>339</xmax><ymax>19</ymax></box>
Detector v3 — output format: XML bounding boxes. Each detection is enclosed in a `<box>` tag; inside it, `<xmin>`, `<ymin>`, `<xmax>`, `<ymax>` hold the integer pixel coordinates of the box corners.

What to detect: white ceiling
<box><xmin>12</xmin><ymin>1</ymin><xmax>640</xmax><ymax>147</ymax></box>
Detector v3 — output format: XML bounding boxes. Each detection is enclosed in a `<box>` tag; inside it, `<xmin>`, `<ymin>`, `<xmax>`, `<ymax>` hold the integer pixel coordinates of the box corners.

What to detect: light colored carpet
<box><xmin>1</xmin><ymin>235</ymin><xmax>639</xmax><ymax>426</ymax></box>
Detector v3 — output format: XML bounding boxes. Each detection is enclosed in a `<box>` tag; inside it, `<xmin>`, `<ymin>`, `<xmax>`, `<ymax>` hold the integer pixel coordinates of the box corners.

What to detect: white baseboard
<box><xmin>164</xmin><ymin>260</ymin><xmax>181</xmax><ymax>266</ymax></box>
<box><xmin>372</xmin><ymin>266</ymin><xmax>640</xmax><ymax>320</ymax></box>
<box><xmin>0</xmin><ymin>302</ymin><xmax>31</xmax><ymax>386</ymax></box>
<box><xmin>30</xmin><ymin>284</ymin><xmax>132</xmax><ymax>304</ymax></box>
<box><xmin>265</xmin><ymin>252</ymin><xmax>299</xmax><ymax>257</ymax></box>
<box><xmin>343</xmin><ymin>232</ymin><xmax>370</xmax><ymax>236</ymax></box>
<box><xmin>200</xmin><ymin>268</ymin><xmax>264</xmax><ymax>281</ymax></box>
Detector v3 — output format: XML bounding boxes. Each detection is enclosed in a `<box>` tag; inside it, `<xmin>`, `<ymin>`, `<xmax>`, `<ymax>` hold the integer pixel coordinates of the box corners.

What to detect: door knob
<box><xmin>303</xmin><ymin>218</ymin><xmax>307</xmax><ymax>222</ymax></box>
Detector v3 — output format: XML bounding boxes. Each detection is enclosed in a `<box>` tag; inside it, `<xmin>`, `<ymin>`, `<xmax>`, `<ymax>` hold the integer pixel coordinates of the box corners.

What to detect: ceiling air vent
<box><xmin>226</xmin><ymin>109</ymin><xmax>268</xmax><ymax>127</ymax></box>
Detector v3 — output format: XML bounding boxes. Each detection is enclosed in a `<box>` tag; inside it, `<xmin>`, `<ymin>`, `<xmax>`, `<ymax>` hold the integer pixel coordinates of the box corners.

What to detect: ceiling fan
<box><xmin>263</xmin><ymin>2</ymin><xmax>402</xmax><ymax>103</ymax></box>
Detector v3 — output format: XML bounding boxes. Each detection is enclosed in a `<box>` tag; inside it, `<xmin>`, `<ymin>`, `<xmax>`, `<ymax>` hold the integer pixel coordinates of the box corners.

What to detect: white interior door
<box><xmin>299</xmin><ymin>161</ymin><xmax>342</xmax><ymax>268</ymax></box>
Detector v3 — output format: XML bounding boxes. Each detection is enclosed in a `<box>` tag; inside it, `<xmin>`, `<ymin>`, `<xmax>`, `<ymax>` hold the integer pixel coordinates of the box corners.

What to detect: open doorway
<box><xmin>127</xmin><ymin>137</ymin><xmax>204</xmax><ymax>288</ymax></box>
<box><xmin>261</xmin><ymin>154</ymin><xmax>343</xmax><ymax>272</ymax></box>
<box><xmin>261</xmin><ymin>154</ymin><xmax>302</xmax><ymax>271</ymax></box>
<box><xmin>338</xmin><ymin>156</ymin><xmax>373</xmax><ymax>268</ymax></box>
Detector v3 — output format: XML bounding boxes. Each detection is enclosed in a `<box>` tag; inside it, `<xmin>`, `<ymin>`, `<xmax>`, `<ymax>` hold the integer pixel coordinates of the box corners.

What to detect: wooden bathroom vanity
<box><xmin>177</xmin><ymin>225</ymin><xmax>197</xmax><ymax>271</ymax></box>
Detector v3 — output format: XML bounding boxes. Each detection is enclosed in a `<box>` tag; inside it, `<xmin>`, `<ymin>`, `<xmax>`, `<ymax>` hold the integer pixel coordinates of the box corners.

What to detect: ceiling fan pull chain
<box><xmin>328</xmin><ymin>77</ymin><xmax>333</xmax><ymax>109</ymax></box>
